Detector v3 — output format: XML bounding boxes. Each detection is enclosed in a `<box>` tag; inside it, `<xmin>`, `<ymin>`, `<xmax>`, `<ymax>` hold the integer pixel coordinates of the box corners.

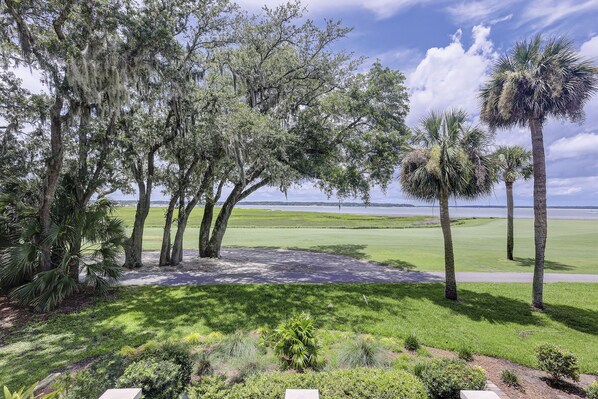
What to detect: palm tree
<box><xmin>401</xmin><ymin>109</ymin><xmax>495</xmax><ymax>300</ymax></box>
<box><xmin>480</xmin><ymin>35</ymin><xmax>598</xmax><ymax>309</ymax></box>
<box><xmin>493</xmin><ymin>146</ymin><xmax>532</xmax><ymax>260</ymax></box>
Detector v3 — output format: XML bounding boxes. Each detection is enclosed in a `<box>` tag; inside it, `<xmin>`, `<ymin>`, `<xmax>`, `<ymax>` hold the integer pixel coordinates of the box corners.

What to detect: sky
<box><xmin>230</xmin><ymin>0</ymin><xmax>598</xmax><ymax>207</ymax></box>
<box><xmin>11</xmin><ymin>0</ymin><xmax>598</xmax><ymax>207</ymax></box>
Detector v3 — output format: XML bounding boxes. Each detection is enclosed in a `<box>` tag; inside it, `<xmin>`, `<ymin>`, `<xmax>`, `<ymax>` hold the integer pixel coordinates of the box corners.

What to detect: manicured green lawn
<box><xmin>1</xmin><ymin>283</ymin><xmax>597</xmax><ymax>388</ymax></box>
<box><xmin>138</xmin><ymin>217</ymin><xmax>598</xmax><ymax>274</ymax></box>
<box><xmin>114</xmin><ymin>206</ymin><xmax>437</xmax><ymax>229</ymax></box>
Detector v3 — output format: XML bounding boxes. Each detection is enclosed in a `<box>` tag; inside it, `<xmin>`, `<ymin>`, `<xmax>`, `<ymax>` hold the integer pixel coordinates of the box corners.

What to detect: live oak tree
<box><xmin>197</xmin><ymin>3</ymin><xmax>409</xmax><ymax>258</ymax></box>
<box><xmin>493</xmin><ymin>146</ymin><xmax>532</xmax><ymax>260</ymax></box>
<box><xmin>400</xmin><ymin>110</ymin><xmax>495</xmax><ymax>301</ymax></box>
<box><xmin>121</xmin><ymin>0</ymin><xmax>234</xmax><ymax>268</ymax></box>
<box><xmin>480</xmin><ymin>35</ymin><xmax>598</xmax><ymax>309</ymax></box>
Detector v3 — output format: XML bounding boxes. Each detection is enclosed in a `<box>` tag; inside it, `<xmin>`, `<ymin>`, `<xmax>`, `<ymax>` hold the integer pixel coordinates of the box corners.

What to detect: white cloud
<box><xmin>519</xmin><ymin>0</ymin><xmax>598</xmax><ymax>30</ymax></box>
<box><xmin>580</xmin><ymin>35</ymin><xmax>598</xmax><ymax>60</ymax></box>
<box><xmin>445</xmin><ymin>0</ymin><xmax>516</xmax><ymax>24</ymax></box>
<box><xmin>406</xmin><ymin>24</ymin><xmax>495</xmax><ymax>124</ymax></box>
<box><xmin>548</xmin><ymin>132</ymin><xmax>598</xmax><ymax>160</ymax></box>
<box><xmin>235</xmin><ymin>0</ymin><xmax>440</xmax><ymax>19</ymax></box>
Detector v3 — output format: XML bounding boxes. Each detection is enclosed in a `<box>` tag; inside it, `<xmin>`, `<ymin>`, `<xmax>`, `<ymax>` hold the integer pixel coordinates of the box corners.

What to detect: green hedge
<box><xmin>188</xmin><ymin>368</ymin><xmax>427</xmax><ymax>399</ymax></box>
<box><xmin>414</xmin><ymin>358</ymin><xmax>486</xmax><ymax>399</ymax></box>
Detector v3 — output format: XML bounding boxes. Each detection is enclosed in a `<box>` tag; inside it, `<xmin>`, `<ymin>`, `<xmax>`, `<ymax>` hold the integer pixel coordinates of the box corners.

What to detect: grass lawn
<box><xmin>1</xmin><ymin>283</ymin><xmax>597</xmax><ymax>388</ymax></box>
<box><xmin>137</xmin><ymin>217</ymin><xmax>598</xmax><ymax>274</ymax></box>
<box><xmin>114</xmin><ymin>206</ymin><xmax>438</xmax><ymax>229</ymax></box>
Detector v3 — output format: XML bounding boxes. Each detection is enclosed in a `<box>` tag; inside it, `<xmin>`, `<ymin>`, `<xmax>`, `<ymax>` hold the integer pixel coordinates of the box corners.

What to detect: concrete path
<box><xmin>119</xmin><ymin>248</ymin><xmax>598</xmax><ymax>286</ymax></box>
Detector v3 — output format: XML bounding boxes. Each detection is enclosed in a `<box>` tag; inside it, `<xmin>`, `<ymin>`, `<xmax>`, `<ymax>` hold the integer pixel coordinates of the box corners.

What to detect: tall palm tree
<box><xmin>480</xmin><ymin>35</ymin><xmax>598</xmax><ymax>309</ymax></box>
<box><xmin>494</xmin><ymin>146</ymin><xmax>532</xmax><ymax>260</ymax></box>
<box><xmin>401</xmin><ymin>109</ymin><xmax>495</xmax><ymax>300</ymax></box>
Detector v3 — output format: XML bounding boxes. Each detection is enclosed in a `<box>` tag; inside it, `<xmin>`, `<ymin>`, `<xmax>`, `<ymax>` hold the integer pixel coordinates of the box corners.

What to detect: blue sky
<box><xmin>13</xmin><ymin>1</ymin><xmax>598</xmax><ymax>207</ymax></box>
<box><xmin>232</xmin><ymin>0</ymin><xmax>598</xmax><ymax>207</ymax></box>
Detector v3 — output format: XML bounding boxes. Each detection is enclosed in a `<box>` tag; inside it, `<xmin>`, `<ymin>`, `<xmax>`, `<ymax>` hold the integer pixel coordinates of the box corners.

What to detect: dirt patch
<box><xmin>427</xmin><ymin>347</ymin><xmax>596</xmax><ymax>399</ymax></box>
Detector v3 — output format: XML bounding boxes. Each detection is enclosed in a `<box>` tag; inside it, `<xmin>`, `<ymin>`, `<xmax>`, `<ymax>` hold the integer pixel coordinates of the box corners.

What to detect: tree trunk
<box><xmin>199</xmin><ymin>198</ymin><xmax>215</xmax><ymax>258</ymax></box>
<box><xmin>202</xmin><ymin>185</ymin><xmax>243</xmax><ymax>258</ymax></box>
<box><xmin>506</xmin><ymin>181</ymin><xmax>514</xmax><ymax>261</ymax></box>
<box><xmin>170</xmin><ymin>211</ymin><xmax>190</xmax><ymax>265</ymax></box>
<box><xmin>125</xmin><ymin>193</ymin><xmax>150</xmax><ymax>268</ymax></box>
<box><xmin>159</xmin><ymin>195</ymin><xmax>178</xmax><ymax>266</ymax></box>
<box><xmin>439</xmin><ymin>189</ymin><xmax>458</xmax><ymax>301</ymax></box>
<box><xmin>530</xmin><ymin>118</ymin><xmax>547</xmax><ymax>310</ymax></box>
<box><xmin>38</xmin><ymin>95</ymin><xmax>64</xmax><ymax>272</ymax></box>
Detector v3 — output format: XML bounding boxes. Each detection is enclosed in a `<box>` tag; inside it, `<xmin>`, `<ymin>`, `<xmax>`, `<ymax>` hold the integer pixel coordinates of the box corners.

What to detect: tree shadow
<box><xmin>512</xmin><ymin>257</ymin><xmax>576</xmax><ymax>271</ymax></box>
<box><xmin>288</xmin><ymin>244</ymin><xmax>370</xmax><ymax>260</ymax></box>
<box><xmin>542</xmin><ymin>303</ymin><xmax>598</xmax><ymax>335</ymax></box>
<box><xmin>381</xmin><ymin>259</ymin><xmax>418</xmax><ymax>271</ymax></box>
<box><xmin>4</xmin><ymin>283</ymin><xmax>596</xmax><ymax>389</ymax></box>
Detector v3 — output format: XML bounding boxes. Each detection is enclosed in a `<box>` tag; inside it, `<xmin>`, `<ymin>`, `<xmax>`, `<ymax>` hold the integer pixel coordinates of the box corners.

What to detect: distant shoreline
<box><xmin>111</xmin><ymin>200</ymin><xmax>598</xmax><ymax>210</ymax></box>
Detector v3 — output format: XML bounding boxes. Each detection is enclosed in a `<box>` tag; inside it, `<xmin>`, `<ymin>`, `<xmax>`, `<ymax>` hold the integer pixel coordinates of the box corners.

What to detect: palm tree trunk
<box><xmin>439</xmin><ymin>189</ymin><xmax>458</xmax><ymax>301</ymax></box>
<box><xmin>530</xmin><ymin>118</ymin><xmax>547</xmax><ymax>309</ymax></box>
<box><xmin>506</xmin><ymin>181</ymin><xmax>514</xmax><ymax>260</ymax></box>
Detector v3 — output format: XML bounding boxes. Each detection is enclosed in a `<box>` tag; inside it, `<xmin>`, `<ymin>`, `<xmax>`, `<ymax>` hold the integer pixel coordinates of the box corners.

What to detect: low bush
<box><xmin>271</xmin><ymin>313</ymin><xmax>320</xmax><ymax>371</ymax></box>
<box><xmin>337</xmin><ymin>336</ymin><xmax>389</xmax><ymax>368</ymax></box>
<box><xmin>137</xmin><ymin>340</ymin><xmax>193</xmax><ymax>387</ymax></box>
<box><xmin>53</xmin><ymin>355</ymin><xmax>127</xmax><ymax>399</ymax></box>
<box><xmin>116</xmin><ymin>359</ymin><xmax>183</xmax><ymax>399</ymax></box>
<box><xmin>535</xmin><ymin>344</ymin><xmax>579</xmax><ymax>382</ymax></box>
<box><xmin>187</xmin><ymin>368</ymin><xmax>427</xmax><ymax>399</ymax></box>
<box><xmin>585</xmin><ymin>381</ymin><xmax>598</xmax><ymax>399</ymax></box>
<box><xmin>500</xmin><ymin>369</ymin><xmax>521</xmax><ymax>388</ymax></box>
<box><xmin>414</xmin><ymin>358</ymin><xmax>486</xmax><ymax>399</ymax></box>
<box><xmin>404</xmin><ymin>333</ymin><xmax>420</xmax><ymax>351</ymax></box>
<box><xmin>457</xmin><ymin>346</ymin><xmax>474</xmax><ymax>362</ymax></box>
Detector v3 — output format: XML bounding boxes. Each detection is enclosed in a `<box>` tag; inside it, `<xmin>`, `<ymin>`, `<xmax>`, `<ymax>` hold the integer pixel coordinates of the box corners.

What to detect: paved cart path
<box><xmin>118</xmin><ymin>248</ymin><xmax>598</xmax><ymax>286</ymax></box>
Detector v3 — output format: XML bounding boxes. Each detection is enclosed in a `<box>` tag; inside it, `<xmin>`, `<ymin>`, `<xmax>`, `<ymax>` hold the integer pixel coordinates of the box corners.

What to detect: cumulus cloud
<box><xmin>580</xmin><ymin>35</ymin><xmax>598</xmax><ymax>60</ymax></box>
<box><xmin>406</xmin><ymin>24</ymin><xmax>495</xmax><ymax>124</ymax></box>
<box><xmin>548</xmin><ymin>133</ymin><xmax>598</xmax><ymax>160</ymax></box>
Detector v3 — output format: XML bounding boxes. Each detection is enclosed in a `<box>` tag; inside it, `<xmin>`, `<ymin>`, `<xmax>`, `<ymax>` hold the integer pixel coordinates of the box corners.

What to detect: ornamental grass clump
<box><xmin>337</xmin><ymin>335</ymin><xmax>390</xmax><ymax>368</ymax></box>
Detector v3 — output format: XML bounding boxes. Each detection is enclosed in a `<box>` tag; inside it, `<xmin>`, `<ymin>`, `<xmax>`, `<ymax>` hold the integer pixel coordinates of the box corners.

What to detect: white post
<box><xmin>99</xmin><ymin>389</ymin><xmax>143</xmax><ymax>399</ymax></box>
<box><xmin>285</xmin><ymin>389</ymin><xmax>320</xmax><ymax>399</ymax></box>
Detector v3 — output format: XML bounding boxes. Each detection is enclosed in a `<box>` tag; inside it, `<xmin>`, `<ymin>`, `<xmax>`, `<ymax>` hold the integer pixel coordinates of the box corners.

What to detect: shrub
<box><xmin>404</xmin><ymin>333</ymin><xmax>420</xmax><ymax>351</ymax></box>
<box><xmin>187</xmin><ymin>369</ymin><xmax>427</xmax><ymax>399</ymax></box>
<box><xmin>272</xmin><ymin>313</ymin><xmax>320</xmax><ymax>371</ymax></box>
<box><xmin>337</xmin><ymin>336</ymin><xmax>389</xmax><ymax>368</ymax></box>
<box><xmin>212</xmin><ymin>332</ymin><xmax>259</xmax><ymax>360</ymax></box>
<box><xmin>186</xmin><ymin>376</ymin><xmax>230</xmax><ymax>399</ymax></box>
<box><xmin>535</xmin><ymin>344</ymin><xmax>579</xmax><ymax>382</ymax></box>
<box><xmin>500</xmin><ymin>369</ymin><xmax>521</xmax><ymax>388</ymax></box>
<box><xmin>457</xmin><ymin>346</ymin><xmax>474</xmax><ymax>362</ymax></box>
<box><xmin>414</xmin><ymin>358</ymin><xmax>486</xmax><ymax>399</ymax></box>
<box><xmin>116</xmin><ymin>359</ymin><xmax>182</xmax><ymax>399</ymax></box>
<box><xmin>137</xmin><ymin>340</ymin><xmax>193</xmax><ymax>387</ymax></box>
<box><xmin>585</xmin><ymin>381</ymin><xmax>598</xmax><ymax>399</ymax></box>
<box><xmin>53</xmin><ymin>355</ymin><xmax>127</xmax><ymax>399</ymax></box>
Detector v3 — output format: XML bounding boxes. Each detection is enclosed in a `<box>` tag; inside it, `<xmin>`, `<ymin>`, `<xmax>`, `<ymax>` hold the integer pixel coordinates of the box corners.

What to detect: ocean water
<box><xmin>236</xmin><ymin>205</ymin><xmax>598</xmax><ymax>220</ymax></box>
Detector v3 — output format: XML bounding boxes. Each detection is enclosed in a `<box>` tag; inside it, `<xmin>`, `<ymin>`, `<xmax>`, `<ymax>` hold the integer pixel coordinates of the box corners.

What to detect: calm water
<box><xmin>236</xmin><ymin>205</ymin><xmax>598</xmax><ymax>220</ymax></box>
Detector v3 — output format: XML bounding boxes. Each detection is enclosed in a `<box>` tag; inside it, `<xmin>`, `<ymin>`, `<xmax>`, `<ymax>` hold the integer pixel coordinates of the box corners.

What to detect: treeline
<box><xmin>1</xmin><ymin>0</ymin><xmax>596</xmax><ymax>312</ymax></box>
<box><xmin>0</xmin><ymin>0</ymin><xmax>409</xmax><ymax>310</ymax></box>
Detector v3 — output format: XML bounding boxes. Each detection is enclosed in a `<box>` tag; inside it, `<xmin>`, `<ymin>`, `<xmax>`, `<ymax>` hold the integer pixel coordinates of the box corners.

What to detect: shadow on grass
<box><xmin>3</xmin><ymin>283</ymin><xmax>596</xmax><ymax>388</ymax></box>
<box><xmin>380</xmin><ymin>259</ymin><xmax>418</xmax><ymax>271</ymax></box>
<box><xmin>513</xmin><ymin>257</ymin><xmax>576</xmax><ymax>271</ymax></box>
<box><xmin>287</xmin><ymin>244</ymin><xmax>370</xmax><ymax>260</ymax></box>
